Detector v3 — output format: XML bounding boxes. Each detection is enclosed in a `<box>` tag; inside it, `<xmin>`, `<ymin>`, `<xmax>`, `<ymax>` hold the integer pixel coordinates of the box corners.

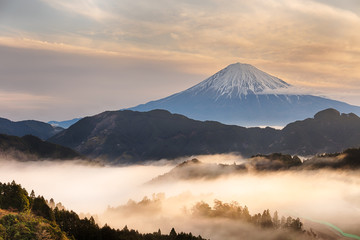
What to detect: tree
<box><xmin>30</xmin><ymin>190</ymin><xmax>35</xmax><ymax>199</ymax></box>
<box><xmin>280</xmin><ymin>216</ymin><xmax>286</xmax><ymax>228</ymax></box>
<box><xmin>31</xmin><ymin>196</ymin><xmax>55</xmax><ymax>221</ymax></box>
<box><xmin>170</xmin><ymin>228</ymin><xmax>177</xmax><ymax>238</ymax></box>
<box><xmin>49</xmin><ymin>198</ymin><xmax>55</xmax><ymax>209</ymax></box>
<box><xmin>192</xmin><ymin>202</ymin><xmax>211</xmax><ymax>217</ymax></box>
<box><xmin>122</xmin><ymin>225</ymin><xmax>129</xmax><ymax>232</ymax></box>
<box><xmin>55</xmin><ymin>202</ymin><xmax>65</xmax><ymax>210</ymax></box>
<box><xmin>260</xmin><ymin>209</ymin><xmax>273</xmax><ymax>228</ymax></box>
<box><xmin>285</xmin><ymin>216</ymin><xmax>293</xmax><ymax>228</ymax></box>
<box><xmin>242</xmin><ymin>206</ymin><xmax>251</xmax><ymax>222</ymax></box>
<box><xmin>273</xmin><ymin>211</ymin><xmax>280</xmax><ymax>228</ymax></box>
<box><xmin>290</xmin><ymin>217</ymin><xmax>303</xmax><ymax>231</ymax></box>
<box><xmin>0</xmin><ymin>181</ymin><xmax>29</xmax><ymax>212</ymax></box>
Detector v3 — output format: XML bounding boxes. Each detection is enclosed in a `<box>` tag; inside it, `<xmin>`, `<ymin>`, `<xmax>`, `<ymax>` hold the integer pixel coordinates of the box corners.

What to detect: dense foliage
<box><xmin>0</xmin><ymin>181</ymin><xmax>206</xmax><ymax>240</ymax></box>
<box><xmin>303</xmin><ymin>147</ymin><xmax>360</xmax><ymax>169</ymax></box>
<box><xmin>0</xmin><ymin>211</ymin><xmax>68</xmax><ymax>240</ymax></box>
<box><xmin>152</xmin><ymin>147</ymin><xmax>360</xmax><ymax>183</ymax></box>
<box><xmin>192</xmin><ymin>200</ymin><xmax>303</xmax><ymax>231</ymax></box>
<box><xmin>0</xmin><ymin>181</ymin><xmax>29</xmax><ymax>212</ymax></box>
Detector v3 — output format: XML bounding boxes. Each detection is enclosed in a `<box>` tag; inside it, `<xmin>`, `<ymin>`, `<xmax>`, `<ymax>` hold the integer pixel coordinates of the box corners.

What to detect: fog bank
<box><xmin>0</xmin><ymin>159</ymin><xmax>172</xmax><ymax>213</ymax></box>
<box><xmin>0</xmin><ymin>156</ymin><xmax>359</xmax><ymax>238</ymax></box>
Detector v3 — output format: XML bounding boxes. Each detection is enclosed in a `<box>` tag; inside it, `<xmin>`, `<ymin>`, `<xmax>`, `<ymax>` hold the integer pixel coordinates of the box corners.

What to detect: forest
<box><xmin>0</xmin><ymin>181</ymin><xmax>206</xmax><ymax>240</ymax></box>
<box><xmin>192</xmin><ymin>200</ymin><xmax>303</xmax><ymax>231</ymax></box>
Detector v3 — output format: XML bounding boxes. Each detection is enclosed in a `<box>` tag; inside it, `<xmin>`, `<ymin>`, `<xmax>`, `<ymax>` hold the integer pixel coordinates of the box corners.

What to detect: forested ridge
<box><xmin>0</xmin><ymin>181</ymin><xmax>205</xmax><ymax>240</ymax></box>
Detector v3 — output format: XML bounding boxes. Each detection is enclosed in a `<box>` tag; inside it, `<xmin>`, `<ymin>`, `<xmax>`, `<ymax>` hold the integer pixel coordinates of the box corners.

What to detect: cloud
<box><xmin>0</xmin><ymin>45</ymin><xmax>208</xmax><ymax>121</ymax></box>
<box><xmin>0</xmin><ymin>90</ymin><xmax>54</xmax><ymax>109</ymax></box>
<box><xmin>259</xmin><ymin>85</ymin><xmax>322</xmax><ymax>96</ymax></box>
<box><xmin>1</xmin><ymin>158</ymin><xmax>360</xmax><ymax>238</ymax></box>
<box><xmin>0</xmin><ymin>90</ymin><xmax>56</xmax><ymax>120</ymax></box>
<box><xmin>40</xmin><ymin>0</ymin><xmax>115</xmax><ymax>21</ymax></box>
<box><xmin>0</xmin><ymin>0</ymin><xmax>360</xmax><ymax>120</ymax></box>
<box><xmin>0</xmin><ymin>159</ymin><xmax>173</xmax><ymax>213</ymax></box>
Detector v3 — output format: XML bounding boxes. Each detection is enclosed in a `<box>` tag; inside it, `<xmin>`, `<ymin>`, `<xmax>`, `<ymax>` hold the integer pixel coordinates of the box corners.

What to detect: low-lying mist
<box><xmin>1</xmin><ymin>154</ymin><xmax>359</xmax><ymax>239</ymax></box>
<box><xmin>0</xmin><ymin>158</ymin><xmax>172</xmax><ymax>213</ymax></box>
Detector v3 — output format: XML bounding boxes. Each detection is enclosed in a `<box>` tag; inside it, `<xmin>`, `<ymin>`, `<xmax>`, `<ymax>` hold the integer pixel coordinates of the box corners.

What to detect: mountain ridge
<box><xmin>48</xmin><ymin>108</ymin><xmax>360</xmax><ymax>163</ymax></box>
<box><xmin>0</xmin><ymin>134</ymin><xmax>82</xmax><ymax>161</ymax></box>
<box><xmin>48</xmin><ymin>118</ymin><xmax>81</xmax><ymax>129</ymax></box>
<box><xmin>0</xmin><ymin>117</ymin><xmax>63</xmax><ymax>140</ymax></box>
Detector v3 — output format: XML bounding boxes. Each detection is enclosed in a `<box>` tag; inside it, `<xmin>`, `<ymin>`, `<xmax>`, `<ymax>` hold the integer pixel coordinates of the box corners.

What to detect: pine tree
<box><xmin>242</xmin><ymin>205</ymin><xmax>251</xmax><ymax>222</ymax></box>
<box><xmin>273</xmin><ymin>211</ymin><xmax>280</xmax><ymax>228</ymax></box>
<box><xmin>170</xmin><ymin>228</ymin><xmax>177</xmax><ymax>238</ymax></box>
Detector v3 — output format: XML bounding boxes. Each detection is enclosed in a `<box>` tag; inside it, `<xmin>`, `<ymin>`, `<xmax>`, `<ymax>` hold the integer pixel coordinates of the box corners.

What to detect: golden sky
<box><xmin>0</xmin><ymin>0</ymin><xmax>359</xmax><ymax>121</ymax></box>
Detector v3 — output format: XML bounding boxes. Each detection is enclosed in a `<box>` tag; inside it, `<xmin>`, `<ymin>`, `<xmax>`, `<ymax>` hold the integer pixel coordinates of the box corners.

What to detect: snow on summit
<box><xmin>185</xmin><ymin>63</ymin><xmax>291</xmax><ymax>98</ymax></box>
<box><xmin>129</xmin><ymin>62</ymin><xmax>360</xmax><ymax>126</ymax></box>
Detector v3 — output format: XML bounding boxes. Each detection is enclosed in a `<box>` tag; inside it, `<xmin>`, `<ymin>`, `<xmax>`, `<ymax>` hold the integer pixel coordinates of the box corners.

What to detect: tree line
<box><xmin>192</xmin><ymin>200</ymin><xmax>303</xmax><ymax>231</ymax></box>
<box><xmin>0</xmin><ymin>181</ymin><xmax>206</xmax><ymax>240</ymax></box>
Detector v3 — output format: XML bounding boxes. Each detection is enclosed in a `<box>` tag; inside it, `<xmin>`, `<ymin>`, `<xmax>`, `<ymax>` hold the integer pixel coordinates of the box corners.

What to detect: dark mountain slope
<box><xmin>0</xmin><ymin>117</ymin><xmax>62</xmax><ymax>140</ymax></box>
<box><xmin>0</xmin><ymin>134</ymin><xmax>82</xmax><ymax>160</ymax></box>
<box><xmin>49</xmin><ymin>108</ymin><xmax>360</xmax><ymax>163</ymax></box>
<box><xmin>269</xmin><ymin>109</ymin><xmax>360</xmax><ymax>155</ymax></box>
<box><xmin>49</xmin><ymin>110</ymin><xmax>279</xmax><ymax>162</ymax></box>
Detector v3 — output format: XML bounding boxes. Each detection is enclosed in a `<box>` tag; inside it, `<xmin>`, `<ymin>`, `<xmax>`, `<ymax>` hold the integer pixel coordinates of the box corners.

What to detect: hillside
<box><xmin>0</xmin><ymin>210</ymin><xmax>69</xmax><ymax>240</ymax></box>
<box><xmin>0</xmin><ymin>181</ymin><xmax>206</xmax><ymax>240</ymax></box>
<box><xmin>49</xmin><ymin>108</ymin><xmax>360</xmax><ymax>163</ymax></box>
<box><xmin>49</xmin><ymin>109</ymin><xmax>278</xmax><ymax>162</ymax></box>
<box><xmin>0</xmin><ymin>117</ymin><xmax>62</xmax><ymax>140</ymax></box>
<box><xmin>0</xmin><ymin>134</ymin><xmax>82</xmax><ymax>161</ymax></box>
<box><xmin>268</xmin><ymin>108</ymin><xmax>360</xmax><ymax>155</ymax></box>
<box><xmin>149</xmin><ymin>148</ymin><xmax>360</xmax><ymax>183</ymax></box>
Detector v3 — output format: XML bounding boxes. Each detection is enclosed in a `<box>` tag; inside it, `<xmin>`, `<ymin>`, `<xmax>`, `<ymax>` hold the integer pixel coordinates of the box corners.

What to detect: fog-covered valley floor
<box><xmin>1</xmin><ymin>154</ymin><xmax>360</xmax><ymax>239</ymax></box>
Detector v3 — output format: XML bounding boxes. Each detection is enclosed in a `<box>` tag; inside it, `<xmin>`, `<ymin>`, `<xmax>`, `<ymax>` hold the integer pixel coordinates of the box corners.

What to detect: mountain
<box><xmin>48</xmin><ymin>109</ymin><xmax>278</xmax><ymax>163</ymax></box>
<box><xmin>49</xmin><ymin>108</ymin><xmax>360</xmax><ymax>163</ymax></box>
<box><xmin>48</xmin><ymin>118</ymin><xmax>81</xmax><ymax>129</ymax></box>
<box><xmin>0</xmin><ymin>134</ymin><xmax>82</xmax><ymax>160</ymax></box>
<box><xmin>129</xmin><ymin>63</ymin><xmax>360</xmax><ymax>126</ymax></box>
<box><xmin>0</xmin><ymin>117</ymin><xmax>63</xmax><ymax>140</ymax></box>
<box><xmin>268</xmin><ymin>108</ymin><xmax>360</xmax><ymax>155</ymax></box>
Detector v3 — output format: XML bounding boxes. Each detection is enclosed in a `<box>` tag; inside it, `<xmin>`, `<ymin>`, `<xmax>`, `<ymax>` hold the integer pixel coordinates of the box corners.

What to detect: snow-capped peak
<box><xmin>185</xmin><ymin>62</ymin><xmax>290</xmax><ymax>98</ymax></box>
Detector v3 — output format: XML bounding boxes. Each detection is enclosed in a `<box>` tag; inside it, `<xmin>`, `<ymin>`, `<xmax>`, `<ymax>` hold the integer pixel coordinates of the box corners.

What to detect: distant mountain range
<box><xmin>48</xmin><ymin>108</ymin><xmax>360</xmax><ymax>163</ymax></box>
<box><xmin>0</xmin><ymin>134</ymin><xmax>82</xmax><ymax>161</ymax></box>
<box><xmin>0</xmin><ymin>117</ymin><xmax>63</xmax><ymax>140</ymax></box>
<box><xmin>48</xmin><ymin>118</ymin><xmax>81</xmax><ymax>129</ymax></box>
<box><xmin>130</xmin><ymin>63</ymin><xmax>360</xmax><ymax>126</ymax></box>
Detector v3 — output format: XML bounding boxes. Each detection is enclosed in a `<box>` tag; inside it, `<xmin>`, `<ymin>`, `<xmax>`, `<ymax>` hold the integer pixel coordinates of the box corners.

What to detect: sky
<box><xmin>0</xmin><ymin>0</ymin><xmax>360</xmax><ymax>121</ymax></box>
